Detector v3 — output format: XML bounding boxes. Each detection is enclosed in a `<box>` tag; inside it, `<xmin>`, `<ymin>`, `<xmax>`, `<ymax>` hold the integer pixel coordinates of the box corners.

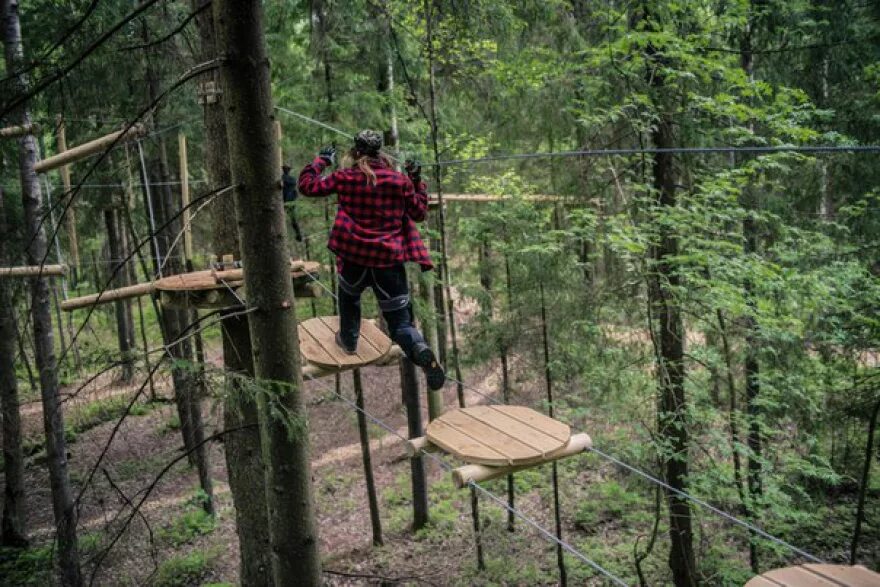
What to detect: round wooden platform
<box><xmin>297</xmin><ymin>316</ymin><xmax>392</xmax><ymax>369</ymax></box>
<box><xmin>745</xmin><ymin>564</ymin><xmax>880</xmax><ymax>586</ymax></box>
<box><xmin>425</xmin><ymin>405</ymin><xmax>571</xmax><ymax>466</ymax></box>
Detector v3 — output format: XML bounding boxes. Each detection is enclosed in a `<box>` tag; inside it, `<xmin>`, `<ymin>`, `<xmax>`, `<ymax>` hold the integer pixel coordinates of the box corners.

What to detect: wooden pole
<box><xmin>0</xmin><ymin>265</ymin><xmax>67</xmax><ymax>278</ymax></box>
<box><xmin>353</xmin><ymin>369</ymin><xmax>383</xmax><ymax>545</ymax></box>
<box><xmin>540</xmin><ymin>283</ymin><xmax>567</xmax><ymax>587</ymax></box>
<box><xmin>34</xmin><ymin>124</ymin><xmax>147</xmax><ymax>173</ymax></box>
<box><xmin>61</xmin><ymin>282</ymin><xmax>155</xmax><ymax>311</ymax></box>
<box><xmin>0</xmin><ymin>122</ymin><xmax>38</xmax><ymax>138</ymax></box>
<box><xmin>56</xmin><ymin>117</ymin><xmax>80</xmax><ymax>283</ymax></box>
<box><xmin>401</xmin><ymin>356</ymin><xmax>429</xmax><ymax>530</ymax></box>
<box><xmin>178</xmin><ymin>133</ymin><xmax>193</xmax><ymax>261</ymax></box>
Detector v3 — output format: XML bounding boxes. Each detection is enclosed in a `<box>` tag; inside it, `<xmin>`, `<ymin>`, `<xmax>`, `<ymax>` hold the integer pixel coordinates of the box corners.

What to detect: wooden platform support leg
<box><xmin>353</xmin><ymin>368</ymin><xmax>383</xmax><ymax>546</ymax></box>
<box><xmin>451</xmin><ymin>433</ymin><xmax>593</xmax><ymax>489</ymax></box>
<box><xmin>401</xmin><ymin>356</ymin><xmax>429</xmax><ymax>530</ymax></box>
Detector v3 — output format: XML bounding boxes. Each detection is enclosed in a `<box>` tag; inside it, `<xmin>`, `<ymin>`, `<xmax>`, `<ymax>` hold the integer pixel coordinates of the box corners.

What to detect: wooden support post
<box><xmin>56</xmin><ymin>117</ymin><xmax>80</xmax><ymax>283</ymax></box>
<box><xmin>451</xmin><ymin>434</ymin><xmax>593</xmax><ymax>488</ymax></box>
<box><xmin>401</xmin><ymin>356</ymin><xmax>429</xmax><ymax>530</ymax></box>
<box><xmin>0</xmin><ymin>265</ymin><xmax>67</xmax><ymax>278</ymax></box>
<box><xmin>353</xmin><ymin>369</ymin><xmax>383</xmax><ymax>545</ymax></box>
<box><xmin>178</xmin><ymin>133</ymin><xmax>193</xmax><ymax>261</ymax></box>
<box><xmin>34</xmin><ymin>124</ymin><xmax>147</xmax><ymax>173</ymax></box>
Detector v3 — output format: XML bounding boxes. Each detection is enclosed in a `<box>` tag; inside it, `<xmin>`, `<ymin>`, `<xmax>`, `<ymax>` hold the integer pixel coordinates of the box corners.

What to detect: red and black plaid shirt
<box><xmin>298</xmin><ymin>157</ymin><xmax>433</xmax><ymax>271</ymax></box>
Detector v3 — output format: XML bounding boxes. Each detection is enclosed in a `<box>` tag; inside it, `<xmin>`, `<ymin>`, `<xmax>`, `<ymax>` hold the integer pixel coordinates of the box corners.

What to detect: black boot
<box><xmin>412</xmin><ymin>343</ymin><xmax>445</xmax><ymax>391</ymax></box>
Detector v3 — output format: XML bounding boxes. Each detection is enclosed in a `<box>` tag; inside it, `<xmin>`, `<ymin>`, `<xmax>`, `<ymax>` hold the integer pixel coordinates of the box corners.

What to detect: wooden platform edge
<box><xmin>450</xmin><ymin>433</ymin><xmax>592</xmax><ymax>489</ymax></box>
<box><xmin>0</xmin><ymin>264</ymin><xmax>67</xmax><ymax>278</ymax></box>
<box><xmin>301</xmin><ymin>344</ymin><xmax>403</xmax><ymax>379</ymax></box>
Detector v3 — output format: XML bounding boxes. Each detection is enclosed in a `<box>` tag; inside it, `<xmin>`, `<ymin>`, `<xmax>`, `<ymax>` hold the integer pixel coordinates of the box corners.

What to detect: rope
<box><xmin>291</xmin><ymin>267</ymin><xmax>626</xmax><ymax>583</ymax></box>
<box><xmin>434</xmin><ymin>145</ymin><xmax>880</xmax><ymax>167</ymax></box>
<box><xmin>273</xmin><ymin>104</ymin><xmax>880</xmax><ymax>167</ymax></box>
<box><xmin>302</xmin><ymin>370</ymin><xmax>630</xmax><ymax>586</ymax></box>
<box><xmin>444</xmin><ymin>374</ymin><xmax>825</xmax><ymax>564</ymax></box>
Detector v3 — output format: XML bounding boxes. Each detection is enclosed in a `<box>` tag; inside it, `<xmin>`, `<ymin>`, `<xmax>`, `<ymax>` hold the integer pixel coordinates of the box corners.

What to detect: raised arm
<box><xmin>297</xmin><ymin>146</ymin><xmax>338</xmax><ymax>197</ymax></box>
<box><xmin>403</xmin><ymin>160</ymin><xmax>428</xmax><ymax>222</ymax></box>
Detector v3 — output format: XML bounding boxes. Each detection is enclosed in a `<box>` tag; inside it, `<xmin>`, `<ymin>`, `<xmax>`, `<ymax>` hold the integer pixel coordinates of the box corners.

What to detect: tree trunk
<box><xmin>214</xmin><ymin>1</ymin><xmax>322</xmax><ymax>583</ymax></box>
<box><xmin>740</xmin><ymin>10</ymin><xmax>763</xmax><ymax>572</ymax></box>
<box><xmin>645</xmin><ymin>28</ymin><xmax>696</xmax><ymax>584</ymax></box>
<box><xmin>0</xmin><ymin>188</ymin><xmax>28</xmax><ymax>547</ymax></box>
<box><xmin>850</xmin><ymin>397</ymin><xmax>879</xmax><ymax>564</ymax></box>
<box><xmin>401</xmin><ymin>357</ymin><xmax>429</xmax><ymax>530</ymax></box>
<box><xmin>354</xmin><ymin>369</ymin><xmax>383</xmax><ymax>544</ymax></box>
<box><xmin>540</xmin><ymin>284</ymin><xmax>567</xmax><ymax>586</ymax></box>
<box><xmin>192</xmin><ymin>2</ymin><xmax>271</xmax><ymax>581</ymax></box>
<box><xmin>104</xmin><ymin>208</ymin><xmax>134</xmax><ymax>381</ymax></box>
<box><xmin>2</xmin><ymin>2</ymin><xmax>82</xmax><ymax>583</ymax></box>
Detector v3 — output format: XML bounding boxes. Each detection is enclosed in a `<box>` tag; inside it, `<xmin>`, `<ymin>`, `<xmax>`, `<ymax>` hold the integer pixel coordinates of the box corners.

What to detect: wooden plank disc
<box><xmin>298</xmin><ymin>316</ymin><xmax>392</xmax><ymax>369</ymax></box>
<box><xmin>425</xmin><ymin>405</ymin><xmax>571</xmax><ymax>466</ymax></box>
<box><xmin>745</xmin><ymin>565</ymin><xmax>880</xmax><ymax>587</ymax></box>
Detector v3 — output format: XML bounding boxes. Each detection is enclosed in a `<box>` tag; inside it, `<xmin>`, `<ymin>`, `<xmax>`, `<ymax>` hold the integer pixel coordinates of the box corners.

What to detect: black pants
<box><xmin>337</xmin><ymin>262</ymin><xmax>427</xmax><ymax>361</ymax></box>
<box><xmin>285</xmin><ymin>202</ymin><xmax>303</xmax><ymax>241</ymax></box>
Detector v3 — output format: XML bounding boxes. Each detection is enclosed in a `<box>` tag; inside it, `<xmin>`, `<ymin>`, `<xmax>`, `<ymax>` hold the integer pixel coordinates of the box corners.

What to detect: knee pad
<box><xmin>379</xmin><ymin>293</ymin><xmax>410</xmax><ymax>313</ymax></box>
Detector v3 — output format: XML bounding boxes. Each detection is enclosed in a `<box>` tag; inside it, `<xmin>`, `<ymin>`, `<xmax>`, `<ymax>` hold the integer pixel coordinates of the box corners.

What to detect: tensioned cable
<box><xmin>287</xmin><ymin>268</ymin><xmax>626</xmax><ymax>583</ymax></box>
<box><xmin>273</xmin><ymin>104</ymin><xmax>829</xmax><ymax>562</ymax></box>
<box><xmin>273</xmin><ymin>104</ymin><xmax>880</xmax><ymax>166</ymax></box>
<box><xmin>444</xmin><ymin>373</ymin><xmax>825</xmax><ymax>564</ymax></box>
<box><xmin>434</xmin><ymin>145</ymin><xmax>880</xmax><ymax>167</ymax></box>
<box><xmin>302</xmin><ymin>370</ymin><xmax>629</xmax><ymax>586</ymax></box>
<box><xmin>136</xmin><ymin>140</ymin><xmax>163</xmax><ymax>277</ymax></box>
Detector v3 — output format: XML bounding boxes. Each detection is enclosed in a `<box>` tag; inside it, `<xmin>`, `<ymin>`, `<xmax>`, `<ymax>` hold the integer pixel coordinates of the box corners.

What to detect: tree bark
<box><xmin>401</xmin><ymin>357</ymin><xmax>429</xmax><ymax>530</ymax></box>
<box><xmin>104</xmin><ymin>207</ymin><xmax>134</xmax><ymax>381</ymax></box>
<box><xmin>191</xmin><ymin>2</ymin><xmax>271</xmax><ymax>581</ymax></box>
<box><xmin>645</xmin><ymin>22</ymin><xmax>697</xmax><ymax>583</ymax></box>
<box><xmin>0</xmin><ymin>188</ymin><xmax>28</xmax><ymax>547</ymax></box>
<box><xmin>740</xmin><ymin>9</ymin><xmax>763</xmax><ymax>572</ymax></box>
<box><xmin>354</xmin><ymin>369</ymin><xmax>383</xmax><ymax>544</ymax></box>
<box><xmin>2</xmin><ymin>2</ymin><xmax>82</xmax><ymax>583</ymax></box>
<box><xmin>214</xmin><ymin>1</ymin><xmax>322</xmax><ymax>583</ymax></box>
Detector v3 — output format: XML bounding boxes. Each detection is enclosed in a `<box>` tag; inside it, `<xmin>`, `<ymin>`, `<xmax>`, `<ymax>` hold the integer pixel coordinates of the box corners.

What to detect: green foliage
<box><xmin>151</xmin><ymin>548</ymin><xmax>219</xmax><ymax>587</ymax></box>
<box><xmin>157</xmin><ymin>508</ymin><xmax>216</xmax><ymax>547</ymax></box>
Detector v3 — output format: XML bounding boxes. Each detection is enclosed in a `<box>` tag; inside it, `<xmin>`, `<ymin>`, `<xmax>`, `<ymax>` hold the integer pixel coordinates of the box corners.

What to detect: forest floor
<box><xmin>4</xmin><ymin>300</ymin><xmax>879</xmax><ymax>586</ymax></box>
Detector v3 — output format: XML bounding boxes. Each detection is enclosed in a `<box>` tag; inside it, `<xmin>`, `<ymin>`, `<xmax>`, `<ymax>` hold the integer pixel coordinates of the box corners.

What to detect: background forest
<box><xmin>0</xmin><ymin>0</ymin><xmax>879</xmax><ymax>585</ymax></box>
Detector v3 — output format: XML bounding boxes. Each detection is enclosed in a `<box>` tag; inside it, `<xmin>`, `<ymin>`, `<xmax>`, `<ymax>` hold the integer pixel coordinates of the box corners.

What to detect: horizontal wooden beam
<box><xmin>0</xmin><ymin>264</ymin><xmax>67</xmax><ymax>278</ymax></box>
<box><xmin>62</xmin><ymin>281</ymin><xmax>155</xmax><ymax>311</ymax></box>
<box><xmin>0</xmin><ymin>122</ymin><xmax>39</xmax><ymax>138</ymax></box>
<box><xmin>34</xmin><ymin>124</ymin><xmax>147</xmax><ymax>174</ymax></box>
<box><xmin>450</xmin><ymin>432</ymin><xmax>592</xmax><ymax>488</ymax></box>
<box><xmin>301</xmin><ymin>345</ymin><xmax>403</xmax><ymax>379</ymax></box>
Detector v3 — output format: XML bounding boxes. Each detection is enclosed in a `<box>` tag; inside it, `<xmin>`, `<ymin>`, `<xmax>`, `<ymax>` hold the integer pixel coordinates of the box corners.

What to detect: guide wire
<box><xmin>442</xmin><ymin>371</ymin><xmax>826</xmax><ymax>564</ymax></box>
<box><xmin>302</xmin><ymin>370</ymin><xmax>630</xmax><ymax>586</ymax></box>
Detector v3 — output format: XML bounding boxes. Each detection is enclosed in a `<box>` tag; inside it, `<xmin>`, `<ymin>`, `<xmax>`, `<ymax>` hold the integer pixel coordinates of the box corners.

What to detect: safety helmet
<box><xmin>354</xmin><ymin>129</ymin><xmax>383</xmax><ymax>156</ymax></box>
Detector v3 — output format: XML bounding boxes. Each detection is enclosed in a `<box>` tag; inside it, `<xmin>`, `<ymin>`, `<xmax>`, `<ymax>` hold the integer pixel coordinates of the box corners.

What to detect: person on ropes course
<box><xmin>298</xmin><ymin>129</ymin><xmax>446</xmax><ymax>391</ymax></box>
<box><xmin>281</xmin><ymin>163</ymin><xmax>304</xmax><ymax>242</ymax></box>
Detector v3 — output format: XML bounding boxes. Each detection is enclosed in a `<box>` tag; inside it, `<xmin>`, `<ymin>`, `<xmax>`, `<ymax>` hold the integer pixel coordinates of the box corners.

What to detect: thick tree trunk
<box><xmin>2</xmin><ymin>2</ymin><xmax>82</xmax><ymax>583</ymax></box>
<box><xmin>192</xmin><ymin>2</ymin><xmax>271</xmax><ymax>581</ymax></box>
<box><xmin>0</xmin><ymin>188</ymin><xmax>28</xmax><ymax>547</ymax></box>
<box><xmin>214</xmin><ymin>1</ymin><xmax>322</xmax><ymax>584</ymax></box>
<box><xmin>104</xmin><ymin>208</ymin><xmax>134</xmax><ymax>381</ymax></box>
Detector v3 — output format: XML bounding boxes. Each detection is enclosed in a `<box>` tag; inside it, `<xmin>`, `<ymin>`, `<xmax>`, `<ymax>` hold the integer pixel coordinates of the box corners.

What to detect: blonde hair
<box><xmin>342</xmin><ymin>148</ymin><xmax>394</xmax><ymax>186</ymax></box>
